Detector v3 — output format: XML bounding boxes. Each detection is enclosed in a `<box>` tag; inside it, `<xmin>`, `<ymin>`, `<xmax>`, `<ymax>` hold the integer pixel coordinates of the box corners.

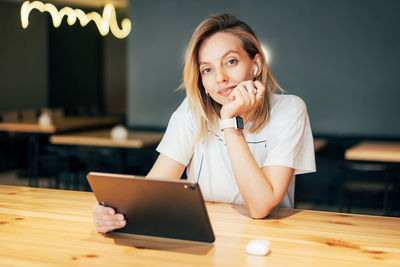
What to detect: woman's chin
<box><xmin>218</xmin><ymin>96</ymin><xmax>231</xmax><ymax>105</ymax></box>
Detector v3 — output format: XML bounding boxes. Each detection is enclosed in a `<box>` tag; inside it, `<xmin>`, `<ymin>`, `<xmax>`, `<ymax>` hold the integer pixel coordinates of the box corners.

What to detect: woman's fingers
<box><xmin>236</xmin><ymin>84</ymin><xmax>248</xmax><ymax>105</ymax></box>
<box><xmin>94</xmin><ymin>215</ymin><xmax>126</xmax><ymax>227</ymax></box>
<box><xmin>93</xmin><ymin>203</ymin><xmax>126</xmax><ymax>233</ymax></box>
<box><xmin>93</xmin><ymin>203</ymin><xmax>115</xmax><ymax>215</ymax></box>
<box><xmin>237</xmin><ymin>81</ymin><xmax>257</xmax><ymax>106</ymax></box>
<box><xmin>254</xmin><ymin>80</ymin><xmax>266</xmax><ymax>99</ymax></box>
<box><xmin>97</xmin><ymin>225</ymin><xmax>123</xmax><ymax>234</ymax></box>
<box><xmin>244</xmin><ymin>82</ymin><xmax>257</xmax><ymax>105</ymax></box>
<box><xmin>221</xmin><ymin>80</ymin><xmax>265</xmax><ymax>119</ymax></box>
<box><xmin>96</xmin><ymin>213</ymin><xmax>125</xmax><ymax>222</ymax></box>
<box><xmin>94</xmin><ymin>214</ymin><xmax>126</xmax><ymax>233</ymax></box>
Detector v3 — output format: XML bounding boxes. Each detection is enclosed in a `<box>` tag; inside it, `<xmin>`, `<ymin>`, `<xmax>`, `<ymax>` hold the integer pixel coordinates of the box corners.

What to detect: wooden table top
<box><xmin>0</xmin><ymin>116</ymin><xmax>122</xmax><ymax>134</ymax></box>
<box><xmin>1</xmin><ymin>185</ymin><xmax>399</xmax><ymax>266</ymax></box>
<box><xmin>345</xmin><ymin>141</ymin><xmax>400</xmax><ymax>163</ymax></box>
<box><xmin>50</xmin><ymin>129</ymin><xmax>164</xmax><ymax>149</ymax></box>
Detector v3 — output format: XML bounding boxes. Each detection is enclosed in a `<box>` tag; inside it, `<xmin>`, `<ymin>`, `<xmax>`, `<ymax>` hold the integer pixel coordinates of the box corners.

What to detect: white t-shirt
<box><xmin>157</xmin><ymin>94</ymin><xmax>316</xmax><ymax>208</ymax></box>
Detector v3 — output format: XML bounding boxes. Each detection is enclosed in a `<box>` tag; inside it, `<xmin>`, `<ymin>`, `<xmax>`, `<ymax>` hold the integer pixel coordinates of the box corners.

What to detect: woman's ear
<box><xmin>253</xmin><ymin>66</ymin><xmax>258</xmax><ymax>76</ymax></box>
<box><xmin>253</xmin><ymin>54</ymin><xmax>262</xmax><ymax>77</ymax></box>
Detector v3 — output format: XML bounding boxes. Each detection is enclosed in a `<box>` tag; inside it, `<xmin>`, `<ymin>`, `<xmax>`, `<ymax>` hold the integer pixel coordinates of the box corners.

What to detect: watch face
<box><xmin>236</xmin><ymin>116</ymin><xmax>244</xmax><ymax>130</ymax></box>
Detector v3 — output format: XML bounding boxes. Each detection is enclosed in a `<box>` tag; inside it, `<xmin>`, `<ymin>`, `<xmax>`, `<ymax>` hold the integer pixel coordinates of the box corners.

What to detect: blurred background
<box><xmin>0</xmin><ymin>0</ymin><xmax>399</xmax><ymax>216</ymax></box>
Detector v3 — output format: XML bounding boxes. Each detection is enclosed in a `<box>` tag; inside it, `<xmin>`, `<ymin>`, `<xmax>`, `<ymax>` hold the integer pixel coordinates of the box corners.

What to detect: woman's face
<box><xmin>198</xmin><ymin>31</ymin><xmax>256</xmax><ymax>105</ymax></box>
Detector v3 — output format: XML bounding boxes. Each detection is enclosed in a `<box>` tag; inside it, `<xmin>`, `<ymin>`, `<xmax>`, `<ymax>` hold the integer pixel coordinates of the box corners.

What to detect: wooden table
<box><xmin>1</xmin><ymin>185</ymin><xmax>399</xmax><ymax>266</ymax></box>
<box><xmin>0</xmin><ymin>116</ymin><xmax>122</xmax><ymax>134</ymax></box>
<box><xmin>345</xmin><ymin>141</ymin><xmax>400</xmax><ymax>163</ymax></box>
<box><xmin>49</xmin><ymin>129</ymin><xmax>164</xmax><ymax>174</ymax></box>
<box><xmin>50</xmin><ymin>129</ymin><xmax>164</xmax><ymax>149</ymax></box>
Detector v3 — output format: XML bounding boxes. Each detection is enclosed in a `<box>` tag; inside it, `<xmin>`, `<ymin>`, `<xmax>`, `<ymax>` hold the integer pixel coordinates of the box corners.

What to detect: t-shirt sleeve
<box><xmin>156</xmin><ymin>98</ymin><xmax>195</xmax><ymax>166</ymax></box>
<box><xmin>263</xmin><ymin>95</ymin><xmax>316</xmax><ymax>175</ymax></box>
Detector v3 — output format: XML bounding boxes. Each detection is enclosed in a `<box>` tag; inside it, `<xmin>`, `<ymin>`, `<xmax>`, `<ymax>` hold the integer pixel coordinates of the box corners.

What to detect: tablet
<box><xmin>87</xmin><ymin>172</ymin><xmax>215</xmax><ymax>243</ymax></box>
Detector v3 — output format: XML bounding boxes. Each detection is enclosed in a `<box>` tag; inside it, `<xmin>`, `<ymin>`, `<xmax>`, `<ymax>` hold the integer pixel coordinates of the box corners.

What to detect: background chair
<box><xmin>51</xmin><ymin>107</ymin><xmax>65</xmax><ymax>120</ymax></box>
<box><xmin>339</xmin><ymin>161</ymin><xmax>397</xmax><ymax>215</ymax></box>
<box><xmin>21</xmin><ymin>109</ymin><xmax>37</xmax><ymax>122</ymax></box>
<box><xmin>1</xmin><ymin>111</ymin><xmax>19</xmax><ymax>123</ymax></box>
<box><xmin>1</xmin><ymin>111</ymin><xmax>21</xmax><ymax>170</ymax></box>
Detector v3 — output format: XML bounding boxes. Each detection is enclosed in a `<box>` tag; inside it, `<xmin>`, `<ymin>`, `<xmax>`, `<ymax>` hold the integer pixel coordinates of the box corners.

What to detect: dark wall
<box><xmin>128</xmin><ymin>0</ymin><xmax>400</xmax><ymax>137</ymax></box>
<box><xmin>103</xmin><ymin>34</ymin><xmax>127</xmax><ymax>116</ymax></box>
<box><xmin>48</xmin><ymin>17</ymin><xmax>103</xmax><ymax>114</ymax></box>
<box><xmin>0</xmin><ymin>1</ymin><xmax>47</xmax><ymax>113</ymax></box>
<box><xmin>0</xmin><ymin>1</ymin><xmax>126</xmax><ymax>117</ymax></box>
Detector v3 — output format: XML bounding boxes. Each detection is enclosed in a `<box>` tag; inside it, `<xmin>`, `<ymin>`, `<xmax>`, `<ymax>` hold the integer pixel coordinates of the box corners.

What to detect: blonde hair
<box><xmin>182</xmin><ymin>13</ymin><xmax>282</xmax><ymax>142</ymax></box>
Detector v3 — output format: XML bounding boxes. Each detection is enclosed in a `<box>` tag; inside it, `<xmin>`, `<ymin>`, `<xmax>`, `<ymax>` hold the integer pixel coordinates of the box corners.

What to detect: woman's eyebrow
<box><xmin>199</xmin><ymin>50</ymin><xmax>240</xmax><ymax>66</ymax></box>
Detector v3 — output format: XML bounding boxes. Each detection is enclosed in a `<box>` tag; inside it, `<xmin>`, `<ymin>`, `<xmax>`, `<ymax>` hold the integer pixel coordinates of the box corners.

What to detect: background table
<box><xmin>0</xmin><ymin>185</ymin><xmax>399</xmax><ymax>266</ymax></box>
<box><xmin>49</xmin><ymin>129</ymin><xmax>164</xmax><ymax>176</ymax></box>
<box><xmin>345</xmin><ymin>141</ymin><xmax>400</xmax><ymax>162</ymax></box>
<box><xmin>0</xmin><ymin>117</ymin><xmax>122</xmax><ymax>186</ymax></box>
<box><xmin>50</xmin><ymin>129</ymin><xmax>164</xmax><ymax>149</ymax></box>
<box><xmin>0</xmin><ymin>116</ymin><xmax>122</xmax><ymax>134</ymax></box>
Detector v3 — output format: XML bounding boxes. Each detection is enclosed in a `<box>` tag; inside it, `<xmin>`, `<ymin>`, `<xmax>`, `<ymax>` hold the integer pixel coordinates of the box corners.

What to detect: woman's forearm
<box><xmin>223</xmin><ymin>128</ymin><xmax>281</xmax><ymax>218</ymax></box>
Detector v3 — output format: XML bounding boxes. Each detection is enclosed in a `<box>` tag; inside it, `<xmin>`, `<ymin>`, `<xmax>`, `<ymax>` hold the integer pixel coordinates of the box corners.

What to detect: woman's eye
<box><xmin>202</xmin><ymin>68</ymin><xmax>211</xmax><ymax>74</ymax></box>
<box><xmin>227</xmin><ymin>59</ymin><xmax>238</xmax><ymax>65</ymax></box>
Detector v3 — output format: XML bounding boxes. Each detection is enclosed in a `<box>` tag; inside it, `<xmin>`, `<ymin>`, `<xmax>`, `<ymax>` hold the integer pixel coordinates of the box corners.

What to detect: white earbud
<box><xmin>253</xmin><ymin>66</ymin><xmax>258</xmax><ymax>76</ymax></box>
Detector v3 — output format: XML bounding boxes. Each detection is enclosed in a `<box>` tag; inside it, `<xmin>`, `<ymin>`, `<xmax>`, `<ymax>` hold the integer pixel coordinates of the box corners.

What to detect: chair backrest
<box><xmin>341</xmin><ymin>160</ymin><xmax>399</xmax><ymax>172</ymax></box>
<box><xmin>1</xmin><ymin>111</ymin><xmax>19</xmax><ymax>123</ymax></box>
<box><xmin>21</xmin><ymin>109</ymin><xmax>37</xmax><ymax>122</ymax></box>
<box><xmin>88</xmin><ymin>105</ymin><xmax>101</xmax><ymax>116</ymax></box>
<box><xmin>51</xmin><ymin>107</ymin><xmax>64</xmax><ymax>120</ymax></box>
<box><xmin>75</xmin><ymin>106</ymin><xmax>87</xmax><ymax>116</ymax></box>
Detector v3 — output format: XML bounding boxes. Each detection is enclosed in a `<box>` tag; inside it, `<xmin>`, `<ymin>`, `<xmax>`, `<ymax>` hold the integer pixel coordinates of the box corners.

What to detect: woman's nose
<box><xmin>215</xmin><ymin>68</ymin><xmax>228</xmax><ymax>83</ymax></box>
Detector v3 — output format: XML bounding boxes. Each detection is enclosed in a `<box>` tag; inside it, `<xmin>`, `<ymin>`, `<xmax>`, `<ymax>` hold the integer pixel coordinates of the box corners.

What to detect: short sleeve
<box><xmin>263</xmin><ymin>95</ymin><xmax>316</xmax><ymax>175</ymax></box>
<box><xmin>156</xmin><ymin>98</ymin><xmax>196</xmax><ymax>166</ymax></box>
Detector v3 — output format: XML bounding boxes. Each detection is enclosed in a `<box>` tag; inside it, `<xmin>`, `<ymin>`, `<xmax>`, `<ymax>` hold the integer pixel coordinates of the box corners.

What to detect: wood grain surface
<box><xmin>50</xmin><ymin>130</ymin><xmax>164</xmax><ymax>148</ymax></box>
<box><xmin>0</xmin><ymin>185</ymin><xmax>399</xmax><ymax>266</ymax></box>
<box><xmin>0</xmin><ymin>117</ymin><xmax>121</xmax><ymax>134</ymax></box>
<box><xmin>345</xmin><ymin>141</ymin><xmax>400</xmax><ymax>162</ymax></box>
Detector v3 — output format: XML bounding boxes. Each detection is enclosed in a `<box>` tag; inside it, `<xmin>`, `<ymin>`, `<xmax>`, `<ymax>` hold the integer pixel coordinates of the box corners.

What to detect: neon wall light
<box><xmin>20</xmin><ymin>1</ymin><xmax>131</xmax><ymax>39</ymax></box>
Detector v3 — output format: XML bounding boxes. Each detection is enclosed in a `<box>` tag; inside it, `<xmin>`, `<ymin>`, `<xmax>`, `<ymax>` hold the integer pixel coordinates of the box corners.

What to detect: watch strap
<box><xmin>220</xmin><ymin>116</ymin><xmax>244</xmax><ymax>131</ymax></box>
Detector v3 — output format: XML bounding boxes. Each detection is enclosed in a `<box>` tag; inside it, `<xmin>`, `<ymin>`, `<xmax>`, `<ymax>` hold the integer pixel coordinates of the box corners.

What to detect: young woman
<box><xmin>93</xmin><ymin>13</ymin><xmax>315</xmax><ymax>233</ymax></box>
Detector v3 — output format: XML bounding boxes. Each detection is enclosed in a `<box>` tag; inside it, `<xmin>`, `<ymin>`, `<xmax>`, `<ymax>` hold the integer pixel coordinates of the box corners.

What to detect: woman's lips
<box><xmin>219</xmin><ymin>86</ymin><xmax>236</xmax><ymax>97</ymax></box>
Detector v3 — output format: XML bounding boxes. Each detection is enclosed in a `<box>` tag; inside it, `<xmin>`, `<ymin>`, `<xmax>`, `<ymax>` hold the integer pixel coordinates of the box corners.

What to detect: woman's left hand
<box><xmin>220</xmin><ymin>80</ymin><xmax>265</xmax><ymax>120</ymax></box>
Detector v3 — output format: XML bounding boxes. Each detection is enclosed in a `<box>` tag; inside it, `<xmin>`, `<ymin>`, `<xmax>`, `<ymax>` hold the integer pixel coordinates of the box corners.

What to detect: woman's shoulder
<box><xmin>172</xmin><ymin>97</ymin><xmax>194</xmax><ymax>119</ymax></box>
<box><xmin>265</xmin><ymin>94</ymin><xmax>309</xmax><ymax>129</ymax></box>
<box><xmin>271</xmin><ymin>94</ymin><xmax>307</xmax><ymax>115</ymax></box>
<box><xmin>272</xmin><ymin>94</ymin><xmax>306</xmax><ymax>107</ymax></box>
<box><xmin>175</xmin><ymin>97</ymin><xmax>190</xmax><ymax>113</ymax></box>
<box><xmin>171</xmin><ymin>97</ymin><xmax>196</xmax><ymax>126</ymax></box>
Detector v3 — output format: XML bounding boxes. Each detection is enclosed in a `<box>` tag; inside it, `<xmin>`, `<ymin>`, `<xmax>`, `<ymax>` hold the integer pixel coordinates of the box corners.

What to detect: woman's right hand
<box><xmin>220</xmin><ymin>80</ymin><xmax>265</xmax><ymax>120</ymax></box>
<box><xmin>93</xmin><ymin>203</ymin><xmax>126</xmax><ymax>233</ymax></box>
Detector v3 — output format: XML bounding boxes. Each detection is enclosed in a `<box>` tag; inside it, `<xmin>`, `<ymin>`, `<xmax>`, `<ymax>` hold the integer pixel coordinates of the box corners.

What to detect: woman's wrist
<box><xmin>220</xmin><ymin>113</ymin><xmax>233</xmax><ymax>120</ymax></box>
<box><xmin>222</xmin><ymin>127</ymin><xmax>243</xmax><ymax>136</ymax></box>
